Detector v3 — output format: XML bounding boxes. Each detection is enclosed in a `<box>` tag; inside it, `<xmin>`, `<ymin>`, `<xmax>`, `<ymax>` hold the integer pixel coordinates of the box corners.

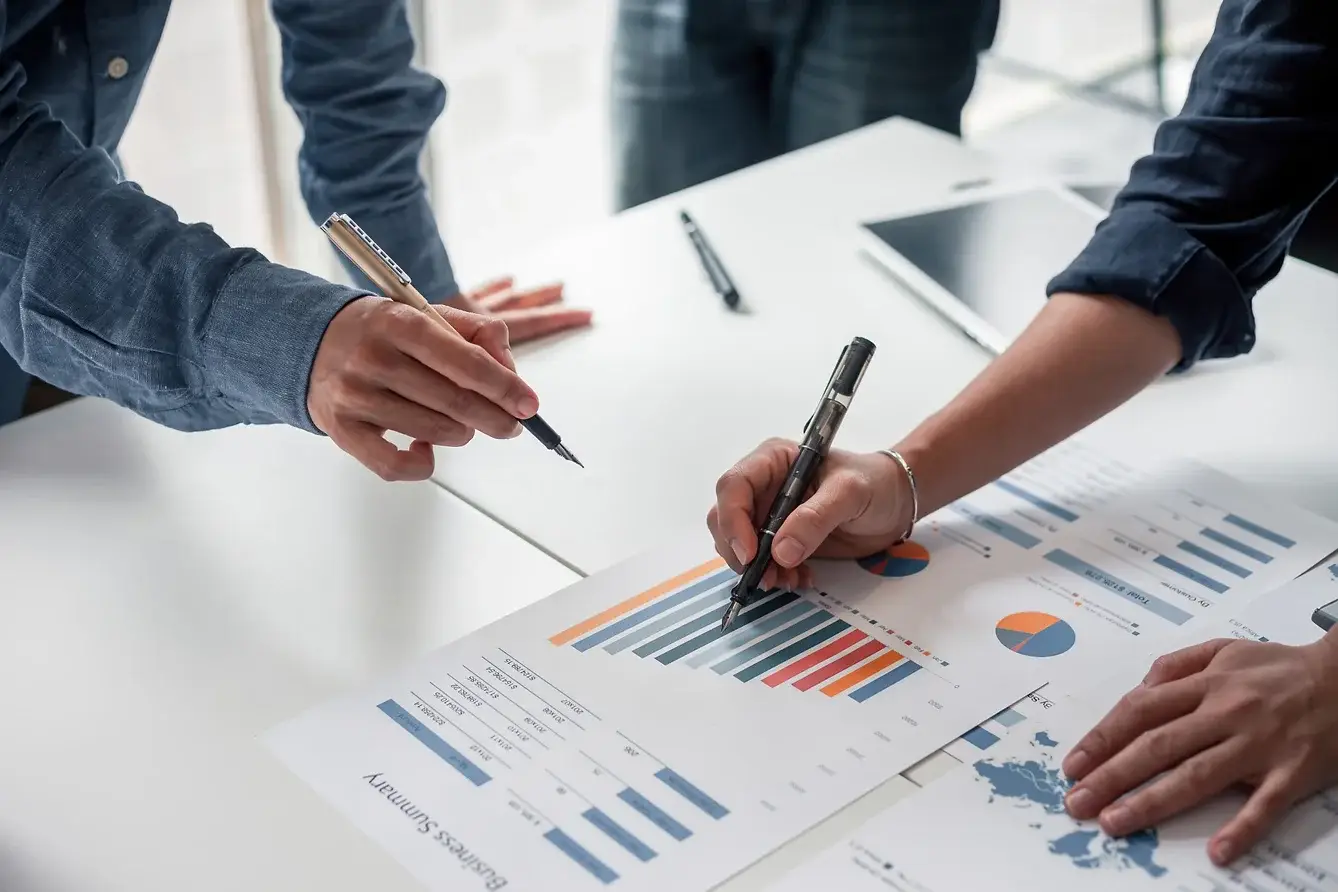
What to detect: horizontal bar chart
<box><xmin>582</xmin><ymin>807</ymin><xmax>656</xmax><ymax>862</ymax></box>
<box><xmin>544</xmin><ymin>827</ymin><xmax>618</xmax><ymax>884</ymax></box>
<box><xmin>377</xmin><ymin>699</ymin><xmax>492</xmax><ymax>787</ymax></box>
<box><xmin>995</xmin><ymin>478</ymin><xmax>1079</xmax><ymax>522</ymax></box>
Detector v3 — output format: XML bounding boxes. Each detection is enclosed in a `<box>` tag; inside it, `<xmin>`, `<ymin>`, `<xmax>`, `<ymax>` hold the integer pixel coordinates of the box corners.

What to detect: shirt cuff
<box><xmin>202</xmin><ymin>256</ymin><xmax>367</xmax><ymax>432</ymax></box>
<box><xmin>1046</xmin><ymin>208</ymin><xmax>1257</xmax><ymax>369</ymax></box>
<box><xmin>329</xmin><ymin>194</ymin><xmax>460</xmax><ymax>303</ymax></box>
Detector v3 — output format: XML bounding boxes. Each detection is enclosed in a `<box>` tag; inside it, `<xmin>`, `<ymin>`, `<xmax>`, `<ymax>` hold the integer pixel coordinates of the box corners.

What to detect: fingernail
<box><xmin>1063</xmin><ymin>749</ymin><xmax>1091</xmax><ymax>779</ymax></box>
<box><xmin>1065</xmin><ymin>788</ymin><xmax>1095</xmax><ymax>817</ymax></box>
<box><xmin>517</xmin><ymin>395</ymin><xmax>539</xmax><ymax>418</ymax></box>
<box><xmin>729</xmin><ymin>539</ymin><xmax>747</xmax><ymax>566</ymax></box>
<box><xmin>773</xmin><ymin>538</ymin><xmax>803</xmax><ymax>566</ymax></box>
<box><xmin>1100</xmin><ymin>805</ymin><xmax>1131</xmax><ymax>836</ymax></box>
<box><xmin>1211</xmin><ymin>838</ymin><xmax>1235</xmax><ymax>865</ymax></box>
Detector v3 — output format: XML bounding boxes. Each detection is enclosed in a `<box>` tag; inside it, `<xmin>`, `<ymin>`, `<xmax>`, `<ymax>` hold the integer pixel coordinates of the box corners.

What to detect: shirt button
<box><xmin>107</xmin><ymin>57</ymin><xmax>130</xmax><ymax>79</ymax></box>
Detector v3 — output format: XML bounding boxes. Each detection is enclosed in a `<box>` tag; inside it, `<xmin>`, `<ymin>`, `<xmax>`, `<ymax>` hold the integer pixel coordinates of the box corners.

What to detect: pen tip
<box><xmin>554</xmin><ymin>444</ymin><xmax>584</xmax><ymax>467</ymax></box>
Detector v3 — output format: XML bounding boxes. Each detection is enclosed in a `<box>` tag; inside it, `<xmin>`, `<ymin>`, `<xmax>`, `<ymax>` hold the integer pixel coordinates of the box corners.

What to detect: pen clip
<box><xmin>323</xmin><ymin>213</ymin><xmax>413</xmax><ymax>286</ymax></box>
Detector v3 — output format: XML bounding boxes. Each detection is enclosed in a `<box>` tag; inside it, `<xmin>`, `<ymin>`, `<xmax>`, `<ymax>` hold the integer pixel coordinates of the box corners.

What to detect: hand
<box><xmin>308</xmin><ymin>296</ymin><xmax>541</xmax><ymax>481</ymax></box>
<box><xmin>1062</xmin><ymin>635</ymin><xmax>1338</xmax><ymax>866</ymax></box>
<box><xmin>707</xmin><ymin>439</ymin><xmax>914</xmax><ymax>591</ymax></box>
<box><xmin>448</xmin><ymin>276</ymin><xmax>592</xmax><ymax>345</ymax></box>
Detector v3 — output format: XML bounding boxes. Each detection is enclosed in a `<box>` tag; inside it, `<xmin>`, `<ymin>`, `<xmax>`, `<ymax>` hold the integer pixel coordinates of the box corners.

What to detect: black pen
<box><xmin>721</xmin><ymin>337</ymin><xmax>877</xmax><ymax>631</ymax></box>
<box><xmin>680</xmin><ymin>211</ymin><xmax>740</xmax><ymax>310</ymax></box>
<box><xmin>322</xmin><ymin>213</ymin><xmax>583</xmax><ymax>467</ymax></box>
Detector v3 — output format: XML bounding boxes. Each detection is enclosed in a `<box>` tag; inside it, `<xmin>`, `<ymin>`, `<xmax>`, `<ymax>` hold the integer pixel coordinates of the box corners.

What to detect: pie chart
<box><xmin>996</xmin><ymin>612</ymin><xmax>1076</xmax><ymax>658</ymax></box>
<box><xmin>858</xmin><ymin>541</ymin><xmax>931</xmax><ymax>577</ymax></box>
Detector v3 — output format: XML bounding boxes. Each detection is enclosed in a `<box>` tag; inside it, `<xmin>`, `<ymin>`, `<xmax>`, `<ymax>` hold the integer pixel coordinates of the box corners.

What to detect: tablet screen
<box><xmin>861</xmin><ymin>189</ymin><xmax>1102</xmax><ymax>346</ymax></box>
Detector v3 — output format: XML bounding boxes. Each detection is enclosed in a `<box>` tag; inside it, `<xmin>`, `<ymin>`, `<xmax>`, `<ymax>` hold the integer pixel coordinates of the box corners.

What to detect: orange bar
<box><xmin>820</xmin><ymin>649</ymin><xmax>904</xmax><ymax>697</ymax></box>
<box><xmin>761</xmin><ymin>629</ymin><xmax>868</xmax><ymax>688</ymax></box>
<box><xmin>548</xmin><ymin>557</ymin><xmax>726</xmax><ymax>646</ymax></box>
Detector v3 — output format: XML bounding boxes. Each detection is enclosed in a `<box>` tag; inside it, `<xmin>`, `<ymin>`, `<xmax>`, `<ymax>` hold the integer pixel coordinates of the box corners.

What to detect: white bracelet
<box><xmin>877</xmin><ymin>449</ymin><xmax>919</xmax><ymax>544</ymax></box>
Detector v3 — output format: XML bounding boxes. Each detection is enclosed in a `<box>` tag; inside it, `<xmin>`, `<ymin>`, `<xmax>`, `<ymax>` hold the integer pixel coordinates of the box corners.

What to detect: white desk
<box><xmin>433</xmin><ymin>116</ymin><xmax>1338</xmax><ymax>574</ymax></box>
<box><xmin>0</xmin><ymin>401</ymin><xmax>578</xmax><ymax>891</ymax></box>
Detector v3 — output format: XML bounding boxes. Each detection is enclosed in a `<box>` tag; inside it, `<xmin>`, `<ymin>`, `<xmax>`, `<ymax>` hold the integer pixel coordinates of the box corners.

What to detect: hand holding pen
<box><xmin>306</xmin><ymin>213</ymin><xmax>581</xmax><ymax>481</ymax></box>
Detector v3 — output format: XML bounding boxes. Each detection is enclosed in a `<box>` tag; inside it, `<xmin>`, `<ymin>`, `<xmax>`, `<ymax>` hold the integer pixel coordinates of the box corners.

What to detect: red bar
<box><xmin>795</xmin><ymin>639</ymin><xmax>887</xmax><ymax>692</ymax></box>
<box><xmin>761</xmin><ymin>629</ymin><xmax>868</xmax><ymax>688</ymax></box>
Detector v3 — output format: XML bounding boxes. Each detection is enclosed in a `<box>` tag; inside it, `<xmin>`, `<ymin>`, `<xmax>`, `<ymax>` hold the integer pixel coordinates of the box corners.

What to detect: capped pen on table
<box><xmin>680</xmin><ymin>210</ymin><xmax>741</xmax><ymax>311</ymax></box>
<box><xmin>322</xmin><ymin>212</ymin><xmax>582</xmax><ymax>467</ymax></box>
<box><xmin>721</xmin><ymin>337</ymin><xmax>877</xmax><ymax>632</ymax></box>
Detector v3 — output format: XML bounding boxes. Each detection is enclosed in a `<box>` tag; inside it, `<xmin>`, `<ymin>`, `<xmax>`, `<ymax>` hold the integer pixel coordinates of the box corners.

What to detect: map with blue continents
<box><xmin>972</xmin><ymin>731</ymin><xmax>1168</xmax><ymax>879</ymax></box>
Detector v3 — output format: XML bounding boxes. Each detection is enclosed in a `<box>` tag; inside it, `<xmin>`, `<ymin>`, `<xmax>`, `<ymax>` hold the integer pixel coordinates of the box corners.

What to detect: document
<box><xmin>267</xmin><ymin>442</ymin><xmax>1338</xmax><ymax>892</ymax></box>
<box><xmin>768</xmin><ymin>564</ymin><xmax>1338</xmax><ymax>892</ymax></box>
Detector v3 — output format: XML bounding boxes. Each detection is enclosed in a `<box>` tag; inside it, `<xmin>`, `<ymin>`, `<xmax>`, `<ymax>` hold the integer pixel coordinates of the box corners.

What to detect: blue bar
<box><xmin>544</xmin><ymin>827</ymin><xmax>618</xmax><ymax>884</ymax></box>
<box><xmin>377</xmin><ymin>700</ymin><xmax>491</xmax><ymax>787</ymax></box>
<box><xmin>685</xmin><ymin>600</ymin><xmax>815</xmax><ymax>668</ymax></box>
<box><xmin>1154</xmin><ymin>554</ymin><xmax>1228</xmax><ymax>594</ymax></box>
<box><xmin>1224</xmin><ymin>514</ymin><xmax>1295</xmax><ymax>549</ymax></box>
<box><xmin>572</xmin><ymin>569</ymin><xmax>735</xmax><ymax>652</ymax></box>
<box><xmin>655</xmin><ymin>767</ymin><xmax>730</xmax><ymax>819</ymax></box>
<box><xmin>605</xmin><ymin>585</ymin><xmax>732</xmax><ymax>655</ymax></box>
<box><xmin>710</xmin><ymin>610</ymin><xmax>835</xmax><ymax>675</ymax></box>
<box><xmin>849</xmin><ymin>660</ymin><xmax>922</xmax><ymax>702</ymax></box>
<box><xmin>1045</xmin><ymin>550</ymin><xmax>1193</xmax><ymax>625</ymax></box>
<box><xmin>582</xmin><ymin>807</ymin><xmax>656</xmax><ymax>862</ymax></box>
<box><xmin>963</xmin><ymin>725</ymin><xmax>1001</xmax><ymax>749</ymax></box>
<box><xmin>1178</xmin><ymin>541</ymin><xmax>1250</xmax><ymax>578</ymax></box>
<box><xmin>657</xmin><ymin>593</ymin><xmax>800</xmax><ymax>664</ymax></box>
<box><xmin>633</xmin><ymin>590</ymin><xmax>745</xmax><ymax>658</ymax></box>
<box><xmin>1201</xmin><ymin>527</ymin><xmax>1272</xmax><ymax>563</ymax></box>
<box><xmin>734</xmin><ymin>620</ymin><xmax>852</xmax><ymax>682</ymax></box>
<box><xmin>951</xmin><ymin>502</ymin><xmax>1042</xmax><ymax>548</ymax></box>
<box><xmin>995</xmin><ymin>479</ymin><xmax>1079</xmax><ymax>522</ymax></box>
<box><xmin>618</xmin><ymin>787</ymin><xmax>692</xmax><ymax>840</ymax></box>
<box><xmin>992</xmin><ymin>707</ymin><xmax>1027</xmax><ymax>727</ymax></box>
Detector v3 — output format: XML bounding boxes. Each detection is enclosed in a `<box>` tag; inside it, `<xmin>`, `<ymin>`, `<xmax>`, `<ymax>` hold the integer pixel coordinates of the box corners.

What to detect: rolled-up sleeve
<box><xmin>1048</xmin><ymin>0</ymin><xmax>1338</xmax><ymax>368</ymax></box>
<box><xmin>272</xmin><ymin>0</ymin><xmax>458</xmax><ymax>301</ymax></box>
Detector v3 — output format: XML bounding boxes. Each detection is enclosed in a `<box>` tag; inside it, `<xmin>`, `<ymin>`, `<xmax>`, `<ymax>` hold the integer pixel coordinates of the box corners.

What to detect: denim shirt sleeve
<box><xmin>272</xmin><ymin>0</ymin><xmax>459</xmax><ymax>302</ymax></box>
<box><xmin>0</xmin><ymin>10</ymin><xmax>364</xmax><ymax>432</ymax></box>
<box><xmin>1048</xmin><ymin>0</ymin><xmax>1338</xmax><ymax>368</ymax></box>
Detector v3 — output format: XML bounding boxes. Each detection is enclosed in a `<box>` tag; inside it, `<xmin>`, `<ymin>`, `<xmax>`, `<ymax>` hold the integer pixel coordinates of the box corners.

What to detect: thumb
<box><xmin>770</xmin><ymin>473</ymin><xmax>869</xmax><ymax>567</ymax></box>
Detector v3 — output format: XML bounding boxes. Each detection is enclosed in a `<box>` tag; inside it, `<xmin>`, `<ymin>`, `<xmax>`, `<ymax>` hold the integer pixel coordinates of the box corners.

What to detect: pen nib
<box><xmin>720</xmin><ymin>602</ymin><xmax>741</xmax><ymax>633</ymax></box>
<box><xmin>553</xmin><ymin>444</ymin><xmax>584</xmax><ymax>467</ymax></box>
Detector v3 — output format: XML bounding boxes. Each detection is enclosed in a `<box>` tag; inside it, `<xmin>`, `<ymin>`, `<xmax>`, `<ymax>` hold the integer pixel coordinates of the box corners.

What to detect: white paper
<box><xmin>769</xmin><ymin>564</ymin><xmax>1338</xmax><ymax>892</ymax></box>
<box><xmin>266</xmin><ymin>442</ymin><xmax>1338</xmax><ymax>892</ymax></box>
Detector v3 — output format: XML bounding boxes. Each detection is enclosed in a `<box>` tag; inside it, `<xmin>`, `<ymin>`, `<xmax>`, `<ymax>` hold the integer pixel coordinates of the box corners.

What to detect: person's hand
<box><xmin>447</xmin><ymin>276</ymin><xmax>592</xmax><ymax>345</ymax></box>
<box><xmin>707</xmin><ymin>439</ymin><xmax>914</xmax><ymax>591</ymax></box>
<box><xmin>308</xmin><ymin>296</ymin><xmax>541</xmax><ymax>481</ymax></box>
<box><xmin>1063</xmin><ymin>635</ymin><xmax>1338</xmax><ymax>866</ymax></box>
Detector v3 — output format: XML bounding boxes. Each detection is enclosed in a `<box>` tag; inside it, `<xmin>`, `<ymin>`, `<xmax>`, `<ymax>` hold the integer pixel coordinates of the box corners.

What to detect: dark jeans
<box><xmin>611</xmin><ymin>0</ymin><xmax>1000</xmax><ymax>210</ymax></box>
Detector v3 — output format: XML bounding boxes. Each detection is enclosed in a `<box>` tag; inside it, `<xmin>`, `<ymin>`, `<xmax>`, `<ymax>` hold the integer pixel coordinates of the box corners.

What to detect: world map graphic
<box><xmin>972</xmin><ymin>732</ymin><xmax>1168</xmax><ymax>878</ymax></box>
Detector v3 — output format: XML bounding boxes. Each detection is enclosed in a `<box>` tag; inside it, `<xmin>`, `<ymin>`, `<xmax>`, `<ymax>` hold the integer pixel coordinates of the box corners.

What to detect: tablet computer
<box><xmin>857</xmin><ymin>185</ymin><xmax>1106</xmax><ymax>354</ymax></box>
<box><xmin>1314</xmin><ymin>597</ymin><xmax>1338</xmax><ymax>632</ymax></box>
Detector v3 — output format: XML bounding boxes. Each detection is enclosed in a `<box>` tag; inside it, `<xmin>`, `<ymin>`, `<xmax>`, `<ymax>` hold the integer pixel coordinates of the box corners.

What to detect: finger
<box><xmin>382</xmin><ymin>360</ymin><xmax>522</xmax><ymax>440</ymax></box>
<box><xmin>1065</xmin><ymin>700</ymin><xmax>1223</xmax><ymax>820</ymax></box>
<box><xmin>488</xmin><ymin>282</ymin><xmax>565</xmax><ymax>311</ymax></box>
<box><xmin>393</xmin><ymin>309</ymin><xmax>540</xmax><ymax>418</ymax></box>
<box><xmin>465</xmin><ymin>276</ymin><xmax>514</xmax><ymax>303</ymax></box>
<box><xmin>1209</xmin><ymin>770</ymin><xmax>1303</xmax><ymax>866</ymax></box>
<box><xmin>707</xmin><ymin>506</ymin><xmax>742</xmax><ymax>572</ymax></box>
<box><xmin>1064</xmin><ymin>677</ymin><xmax>1207</xmax><ymax>781</ymax></box>
<box><xmin>498</xmin><ymin>306</ymin><xmax>594</xmax><ymax>343</ymax></box>
<box><xmin>715</xmin><ymin>441</ymin><xmax>798</xmax><ymax>566</ymax></box>
<box><xmin>355</xmin><ymin>389</ymin><xmax>478</xmax><ymax>448</ymax></box>
<box><xmin>1095</xmin><ymin>737</ymin><xmax>1248</xmax><ymax>837</ymax></box>
<box><xmin>771</xmin><ymin>472</ymin><xmax>871</xmax><ymax>567</ymax></box>
<box><xmin>431</xmin><ymin>304</ymin><xmax>517</xmax><ymax>371</ymax></box>
<box><xmin>332</xmin><ymin>421</ymin><xmax>435</xmax><ymax>482</ymax></box>
<box><xmin>1142</xmin><ymin>639</ymin><xmax>1233</xmax><ymax>687</ymax></box>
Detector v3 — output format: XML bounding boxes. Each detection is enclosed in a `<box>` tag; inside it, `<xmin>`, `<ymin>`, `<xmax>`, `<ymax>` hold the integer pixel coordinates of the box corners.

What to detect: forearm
<box><xmin>893</xmin><ymin>292</ymin><xmax>1181</xmax><ymax>516</ymax></box>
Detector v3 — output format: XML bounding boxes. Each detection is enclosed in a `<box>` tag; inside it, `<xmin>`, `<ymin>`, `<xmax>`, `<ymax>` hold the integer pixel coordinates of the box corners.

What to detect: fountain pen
<box><xmin>720</xmin><ymin>337</ymin><xmax>876</xmax><ymax>631</ymax></box>
<box><xmin>322</xmin><ymin>213</ymin><xmax>582</xmax><ymax>466</ymax></box>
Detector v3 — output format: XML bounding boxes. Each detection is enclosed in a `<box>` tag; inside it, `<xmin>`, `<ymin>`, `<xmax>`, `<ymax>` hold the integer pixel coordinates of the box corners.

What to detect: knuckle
<box><xmin>480</xmin><ymin>316</ymin><xmax>510</xmax><ymax>343</ymax></box>
<box><xmin>715</xmin><ymin>468</ymin><xmax>744</xmax><ymax>499</ymax></box>
<box><xmin>1143</xmin><ymin>728</ymin><xmax>1178</xmax><ymax>763</ymax></box>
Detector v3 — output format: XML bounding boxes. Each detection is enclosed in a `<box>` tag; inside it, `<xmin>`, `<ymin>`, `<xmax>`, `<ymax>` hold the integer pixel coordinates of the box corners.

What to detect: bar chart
<box><xmin>550</xmin><ymin>560</ymin><xmax>929</xmax><ymax>706</ymax></box>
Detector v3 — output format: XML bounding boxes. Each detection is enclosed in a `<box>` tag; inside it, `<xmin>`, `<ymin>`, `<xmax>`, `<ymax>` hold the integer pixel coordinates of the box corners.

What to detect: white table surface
<box><xmin>433</xmin><ymin>116</ymin><xmax>1338</xmax><ymax>576</ymax></box>
<box><xmin>0</xmin><ymin>401</ymin><xmax>578</xmax><ymax>891</ymax></box>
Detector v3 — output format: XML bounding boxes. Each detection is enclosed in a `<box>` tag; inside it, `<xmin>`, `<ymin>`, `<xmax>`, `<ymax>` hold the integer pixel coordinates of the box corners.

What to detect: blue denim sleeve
<box><xmin>1048</xmin><ymin>0</ymin><xmax>1338</xmax><ymax>368</ymax></box>
<box><xmin>0</xmin><ymin>36</ymin><xmax>363</xmax><ymax>432</ymax></box>
<box><xmin>272</xmin><ymin>0</ymin><xmax>458</xmax><ymax>301</ymax></box>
